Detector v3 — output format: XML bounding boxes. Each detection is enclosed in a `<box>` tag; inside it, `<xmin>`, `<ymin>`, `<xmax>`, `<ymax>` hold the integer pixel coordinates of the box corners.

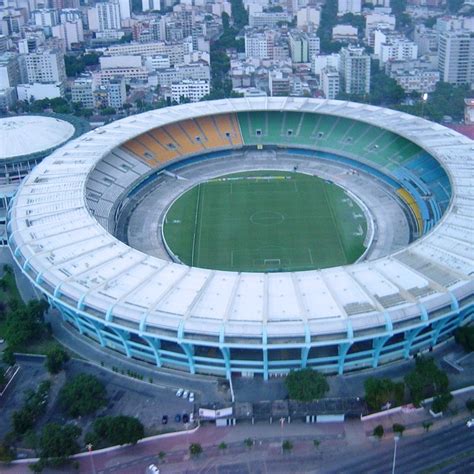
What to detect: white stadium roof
<box><xmin>8</xmin><ymin>98</ymin><xmax>474</xmax><ymax>341</ymax></box>
<box><xmin>0</xmin><ymin>115</ymin><xmax>75</xmax><ymax>160</ymax></box>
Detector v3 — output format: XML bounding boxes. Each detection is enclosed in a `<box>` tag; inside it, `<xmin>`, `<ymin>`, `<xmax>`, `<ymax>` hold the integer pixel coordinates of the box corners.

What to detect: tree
<box><xmin>0</xmin><ymin>443</ymin><xmax>14</xmax><ymax>462</ymax></box>
<box><xmin>189</xmin><ymin>443</ymin><xmax>203</xmax><ymax>456</ymax></box>
<box><xmin>218</xmin><ymin>442</ymin><xmax>227</xmax><ymax>451</ymax></box>
<box><xmin>244</xmin><ymin>438</ymin><xmax>254</xmax><ymax>448</ymax></box>
<box><xmin>158</xmin><ymin>451</ymin><xmax>166</xmax><ymax>462</ymax></box>
<box><xmin>364</xmin><ymin>377</ymin><xmax>405</xmax><ymax>411</ymax></box>
<box><xmin>38</xmin><ymin>423</ymin><xmax>81</xmax><ymax>460</ymax></box>
<box><xmin>2</xmin><ymin>347</ymin><xmax>15</xmax><ymax>366</ymax></box>
<box><xmin>45</xmin><ymin>346</ymin><xmax>70</xmax><ymax>374</ymax></box>
<box><xmin>285</xmin><ymin>368</ymin><xmax>329</xmax><ymax>401</ymax></box>
<box><xmin>404</xmin><ymin>357</ymin><xmax>449</xmax><ymax>406</ymax></box>
<box><xmin>454</xmin><ymin>326</ymin><xmax>474</xmax><ymax>352</ymax></box>
<box><xmin>466</xmin><ymin>399</ymin><xmax>474</xmax><ymax>413</ymax></box>
<box><xmin>282</xmin><ymin>440</ymin><xmax>293</xmax><ymax>453</ymax></box>
<box><xmin>59</xmin><ymin>374</ymin><xmax>107</xmax><ymax>417</ymax></box>
<box><xmin>392</xmin><ymin>423</ymin><xmax>405</xmax><ymax>436</ymax></box>
<box><xmin>422</xmin><ymin>421</ymin><xmax>433</xmax><ymax>432</ymax></box>
<box><xmin>373</xmin><ymin>425</ymin><xmax>384</xmax><ymax>439</ymax></box>
<box><xmin>431</xmin><ymin>392</ymin><xmax>453</xmax><ymax>414</ymax></box>
<box><xmin>313</xmin><ymin>439</ymin><xmax>320</xmax><ymax>448</ymax></box>
<box><xmin>89</xmin><ymin>416</ymin><xmax>144</xmax><ymax>446</ymax></box>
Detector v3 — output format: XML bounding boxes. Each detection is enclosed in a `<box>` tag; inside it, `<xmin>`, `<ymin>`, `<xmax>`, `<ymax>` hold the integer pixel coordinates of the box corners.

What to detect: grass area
<box><xmin>163</xmin><ymin>171</ymin><xmax>367</xmax><ymax>272</ymax></box>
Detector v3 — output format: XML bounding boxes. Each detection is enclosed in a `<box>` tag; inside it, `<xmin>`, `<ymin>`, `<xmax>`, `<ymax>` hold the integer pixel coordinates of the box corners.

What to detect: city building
<box><xmin>17</xmin><ymin>81</ymin><xmax>64</xmax><ymax>100</ymax></box>
<box><xmin>171</xmin><ymin>78</ymin><xmax>209</xmax><ymax>102</ymax></box>
<box><xmin>339</xmin><ymin>46</ymin><xmax>370</xmax><ymax>95</ymax></box>
<box><xmin>268</xmin><ymin>70</ymin><xmax>290</xmax><ymax>96</ymax></box>
<box><xmin>296</xmin><ymin>6</ymin><xmax>320</xmax><ymax>30</ymax></box>
<box><xmin>249</xmin><ymin>12</ymin><xmax>291</xmax><ymax>28</ymax></box>
<box><xmin>387</xmin><ymin>60</ymin><xmax>440</xmax><ymax>93</ymax></box>
<box><xmin>332</xmin><ymin>24</ymin><xmax>358</xmax><ymax>42</ymax></box>
<box><xmin>0</xmin><ymin>52</ymin><xmax>20</xmax><ymax>89</ymax></box>
<box><xmin>289</xmin><ymin>31</ymin><xmax>309</xmax><ymax>63</ymax></box>
<box><xmin>374</xmin><ymin>30</ymin><xmax>418</xmax><ymax>64</ymax></box>
<box><xmin>321</xmin><ymin>66</ymin><xmax>340</xmax><ymax>99</ymax></box>
<box><xmin>106</xmin><ymin>76</ymin><xmax>126</xmax><ymax>108</ymax></box>
<box><xmin>438</xmin><ymin>30</ymin><xmax>474</xmax><ymax>86</ymax></box>
<box><xmin>19</xmin><ymin>49</ymin><xmax>66</xmax><ymax>84</ymax></box>
<box><xmin>71</xmin><ymin>76</ymin><xmax>95</xmax><ymax>108</ymax></box>
<box><xmin>88</xmin><ymin>1</ymin><xmax>121</xmax><ymax>32</ymax></box>
<box><xmin>338</xmin><ymin>0</ymin><xmax>361</xmax><ymax>14</ymax></box>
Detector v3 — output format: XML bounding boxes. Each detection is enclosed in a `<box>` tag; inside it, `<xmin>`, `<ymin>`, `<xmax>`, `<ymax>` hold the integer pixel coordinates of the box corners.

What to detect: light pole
<box><xmin>421</xmin><ymin>92</ymin><xmax>428</xmax><ymax>118</ymax></box>
<box><xmin>87</xmin><ymin>443</ymin><xmax>96</xmax><ymax>474</ymax></box>
<box><xmin>391</xmin><ymin>435</ymin><xmax>400</xmax><ymax>474</ymax></box>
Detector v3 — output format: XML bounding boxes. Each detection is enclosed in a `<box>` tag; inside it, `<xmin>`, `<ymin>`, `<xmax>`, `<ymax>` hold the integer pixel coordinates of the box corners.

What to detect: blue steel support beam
<box><xmin>301</xmin><ymin>323</ymin><xmax>311</xmax><ymax>368</ymax></box>
<box><xmin>89</xmin><ymin>319</ymin><xmax>106</xmax><ymax>347</ymax></box>
<box><xmin>142</xmin><ymin>336</ymin><xmax>162</xmax><ymax>367</ymax></box>
<box><xmin>338</xmin><ymin>343</ymin><xmax>351</xmax><ymax>375</ymax></box>
<box><xmin>219</xmin><ymin>327</ymin><xmax>231</xmax><ymax>380</ymax></box>
<box><xmin>262</xmin><ymin>329</ymin><xmax>269</xmax><ymax>381</ymax></box>
<box><xmin>403</xmin><ymin>326</ymin><xmax>425</xmax><ymax>358</ymax></box>
<box><xmin>178</xmin><ymin>320</ymin><xmax>195</xmax><ymax>374</ymax></box>
<box><xmin>372</xmin><ymin>335</ymin><xmax>391</xmax><ymax>368</ymax></box>
<box><xmin>111</xmin><ymin>328</ymin><xmax>131</xmax><ymax>358</ymax></box>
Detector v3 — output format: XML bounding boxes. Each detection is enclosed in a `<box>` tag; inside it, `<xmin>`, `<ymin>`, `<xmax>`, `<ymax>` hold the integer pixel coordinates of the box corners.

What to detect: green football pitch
<box><xmin>162</xmin><ymin>171</ymin><xmax>368</xmax><ymax>272</ymax></box>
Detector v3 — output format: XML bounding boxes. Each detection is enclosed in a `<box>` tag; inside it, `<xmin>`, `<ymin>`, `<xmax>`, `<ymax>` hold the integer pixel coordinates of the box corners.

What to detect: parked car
<box><xmin>175</xmin><ymin>414</ymin><xmax>181</xmax><ymax>423</ymax></box>
<box><xmin>176</xmin><ymin>388</ymin><xmax>184</xmax><ymax>398</ymax></box>
<box><xmin>182</xmin><ymin>413</ymin><xmax>189</xmax><ymax>423</ymax></box>
<box><xmin>161</xmin><ymin>415</ymin><xmax>168</xmax><ymax>425</ymax></box>
<box><xmin>146</xmin><ymin>464</ymin><xmax>160</xmax><ymax>474</ymax></box>
<box><xmin>189</xmin><ymin>392</ymin><xmax>195</xmax><ymax>403</ymax></box>
<box><xmin>467</xmin><ymin>419</ymin><xmax>474</xmax><ymax>428</ymax></box>
<box><xmin>182</xmin><ymin>390</ymin><xmax>189</xmax><ymax>399</ymax></box>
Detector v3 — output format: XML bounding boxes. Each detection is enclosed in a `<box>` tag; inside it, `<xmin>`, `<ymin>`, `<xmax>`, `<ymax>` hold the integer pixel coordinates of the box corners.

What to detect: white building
<box><xmin>144</xmin><ymin>54</ymin><xmax>171</xmax><ymax>71</ymax></box>
<box><xmin>33</xmin><ymin>9</ymin><xmax>58</xmax><ymax>28</ymax></box>
<box><xmin>105</xmin><ymin>42</ymin><xmax>185</xmax><ymax>66</ymax></box>
<box><xmin>249</xmin><ymin>12</ymin><xmax>291</xmax><ymax>28</ymax></box>
<box><xmin>374</xmin><ymin>31</ymin><xmax>418</xmax><ymax>64</ymax></box>
<box><xmin>171</xmin><ymin>79</ymin><xmax>209</xmax><ymax>103</ymax></box>
<box><xmin>142</xmin><ymin>0</ymin><xmax>161</xmax><ymax>11</ymax></box>
<box><xmin>338</xmin><ymin>0</ymin><xmax>361</xmax><ymax>15</ymax></box>
<box><xmin>88</xmin><ymin>1</ymin><xmax>121</xmax><ymax>32</ymax></box>
<box><xmin>17</xmin><ymin>81</ymin><xmax>63</xmax><ymax>101</ymax></box>
<box><xmin>321</xmin><ymin>66</ymin><xmax>340</xmax><ymax>99</ymax></box>
<box><xmin>296</xmin><ymin>6</ymin><xmax>320</xmax><ymax>30</ymax></box>
<box><xmin>19</xmin><ymin>49</ymin><xmax>66</xmax><ymax>84</ymax></box>
<box><xmin>340</xmin><ymin>46</ymin><xmax>370</xmax><ymax>95</ymax></box>
<box><xmin>438</xmin><ymin>30</ymin><xmax>474</xmax><ymax>86</ymax></box>
<box><xmin>100</xmin><ymin>55</ymin><xmax>142</xmax><ymax>70</ymax></box>
<box><xmin>106</xmin><ymin>77</ymin><xmax>126</xmax><ymax>108</ymax></box>
<box><xmin>332</xmin><ymin>24</ymin><xmax>358</xmax><ymax>42</ymax></box>
<box><xmin>51</xmin><ymin>20</ymin><xmax>83</xmax><ymax>50</ymax></box>
<box><xmin>245</xmin><ymin>30</ymin><xmax>274</xmax><ymax>60</ymax></box>
<box><xmin>387</xmin><ymin>62</ymin><xmax>440</xmax><ymax>93</ymax></box>
<box><xmin>156</xmin><ymin>63</ymin><xmax>210</xmax><ymax>87</ymax></box>
<box><xmin>71</xmin><ymin>76</ymin><xmax>95</xmax><ymax>108</ymax></box>
<box><xmin>118</xmin><ymin>0</ymin><xmax>131</xmax><ymax>20</ymax></box>
<box><xmin>312</xmin><ymin>53</ymin><xmax>340</xmax><ymax>75</ymax></box>
<box><xmin>0</xmin><ymin>53</ymin><xmax>20</xmax><ymax>89</ymax></box>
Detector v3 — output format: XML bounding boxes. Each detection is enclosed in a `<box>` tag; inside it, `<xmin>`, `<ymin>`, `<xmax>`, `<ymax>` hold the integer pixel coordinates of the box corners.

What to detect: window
<box><xmin>256</xmin><ymin>129</ymin><xmax>262</xmax><ymax>136</ymax></box>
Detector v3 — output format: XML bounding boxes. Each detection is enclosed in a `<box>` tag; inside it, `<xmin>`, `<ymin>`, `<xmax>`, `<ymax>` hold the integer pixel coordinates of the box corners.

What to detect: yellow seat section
<box><xmin>215</xmin><ymin>114</ymin><xmax>243</xmax><ymax>146</ymax></box>
<box><xmin>148</xmin><ymin>128</ymin><xmax>180</xmax><ymax>162</ymax></box>
<box><xmin>122</xmin><ymin>139</ymin><xmax>158</xmax><ymax>166</ymax></box>
<box><xmin>163</xmin><ymin>122</ymin><xmax>203</xmax><ymax>156</ymax></box>
<box><xmin>180</xmin><ymin>119</ymin><xmax>206</xmax><ymax>146</ymax></box>
<box><xmin>195</xmin><ymin>116</ymin><xmax>228</xmax><ymax>149</ymax></box>
<box><xmin>397</xmin><ymin>188</ymin><xmax>423</xmax><ymax>233</ymax></box>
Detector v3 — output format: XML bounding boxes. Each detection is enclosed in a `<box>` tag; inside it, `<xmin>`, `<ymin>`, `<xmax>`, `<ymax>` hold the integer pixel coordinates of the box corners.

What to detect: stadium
<box><xmin>0</xmin><ymin>114</ymin><xmax>88</xmax><ymax>244</ymax></box>
<box><xmin>7</xmin><ymin>98</ymin><xmax>474</xmax><ymax>380</ymax></box>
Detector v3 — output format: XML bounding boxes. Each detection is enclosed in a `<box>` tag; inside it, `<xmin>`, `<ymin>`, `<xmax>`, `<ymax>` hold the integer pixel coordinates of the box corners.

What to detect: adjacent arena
<box><xmin>7</xmin><ymin>98</ymin><xmax>474</xmax><ymax>380</ymax></box>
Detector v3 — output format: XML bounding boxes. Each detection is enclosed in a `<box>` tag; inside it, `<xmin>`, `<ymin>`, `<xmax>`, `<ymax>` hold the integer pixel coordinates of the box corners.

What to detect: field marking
<box><xmin>195</xmin><ymin>184</ymin><xmax>206</xmax><ymax>265</ymax></box>
<box><xmin>190</xmin><ymin>183</ymin><xmax>201</xmax><ymax>266</ymax></box>
<box><xmin>308</xmin><ymin>248</ymin><xmax>314</xmax><ymax>264</ymax></box>
<box><xmin>230</xmin><ymin>250</ymin><xmax>234</xmax><ymax>267</ymax></box>
<box><xmin>322</xmin><ymin>184</ymin><xmax>348</xmax><ymax>263</ymax></box>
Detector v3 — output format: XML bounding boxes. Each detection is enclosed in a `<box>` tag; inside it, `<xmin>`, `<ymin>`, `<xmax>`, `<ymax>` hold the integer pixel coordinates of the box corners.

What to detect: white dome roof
<box><xmin>0</xmin><ymin>115</ymin><xmax>75</xmax><ymax>160</ymax></box>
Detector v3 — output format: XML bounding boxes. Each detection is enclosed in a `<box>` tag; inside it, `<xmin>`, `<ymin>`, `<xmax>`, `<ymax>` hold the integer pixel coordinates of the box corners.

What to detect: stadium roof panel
<box><xmin>8</xmin><ymin>98</ymin><xmax>474</xmax><ymax>340</ymax></box>
<box><xmin>0</xmin><ymin>115</ymin><xmax>75</xmax><ymax>160</ymax></box>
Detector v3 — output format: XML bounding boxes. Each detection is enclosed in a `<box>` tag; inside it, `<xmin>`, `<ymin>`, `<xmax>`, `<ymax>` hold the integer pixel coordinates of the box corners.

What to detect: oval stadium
<box><xmin>7</xmin><ymin>98</ymin><xmax>474</xmax><ymax>380</ymax></box>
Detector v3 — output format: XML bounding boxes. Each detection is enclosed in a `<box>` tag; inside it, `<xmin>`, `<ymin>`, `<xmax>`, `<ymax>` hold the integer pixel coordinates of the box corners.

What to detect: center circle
<box><xmin>162</xmin><ymin>170</ymin><xmax>369</xmax><ymax>273</ymax></box>
<box><xmin>250</xmin><ymin>211</ymin><xmax>285</xmax><ymax>225</ymax></box>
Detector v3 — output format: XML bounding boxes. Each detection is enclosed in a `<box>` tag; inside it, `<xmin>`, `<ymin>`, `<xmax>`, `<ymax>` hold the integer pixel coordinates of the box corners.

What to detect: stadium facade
<box><xmin>7</xmin><ymin>98</ymin><xmax>474</xmax><ymax>380</ymax></box>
